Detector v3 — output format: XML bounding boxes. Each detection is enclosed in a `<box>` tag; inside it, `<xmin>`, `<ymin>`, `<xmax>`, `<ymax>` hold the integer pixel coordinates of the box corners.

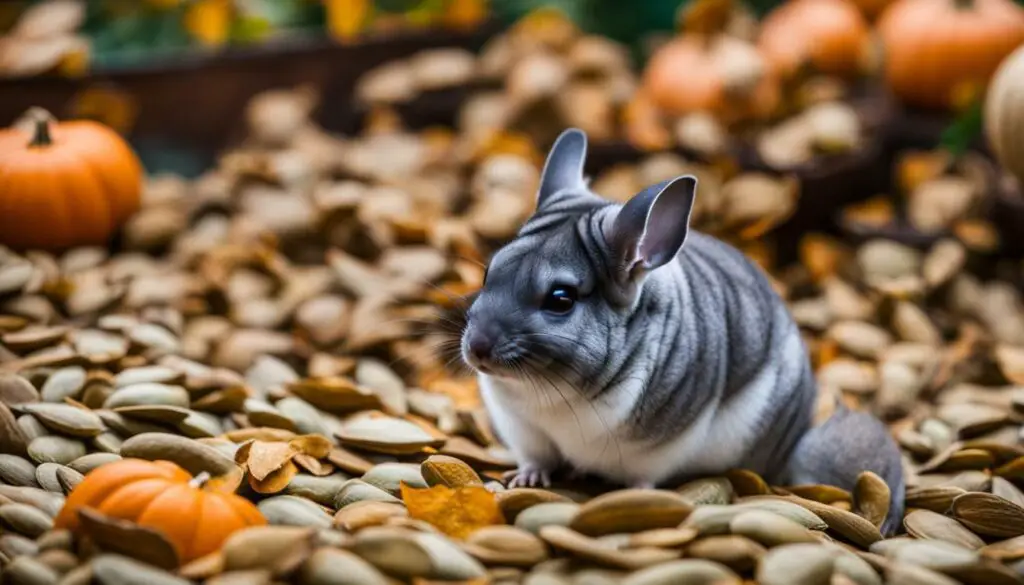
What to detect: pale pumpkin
<box><xmin>759</xmin><ymin>0</ymin><xmax>872</xmax><ymax>79</ymax></box>
<box><xmin>878</xmin><ymin>0</ymin><xmax>1024</xmax><ymax>110</ymax></box>
<box><xmin>643</xmin><ymin>35</ymin><xmax>781</xmax><ymax>122</ymax></box>
<box><xmin>55</xmin><ymin>459</ymin><xmax>264</xmax><ymax>564</ymax></box>
<box><xmin>0</xmin><ymin>108</ymin><xmax>143</xmax><ymax>251</ymax></box>
<box><xmin>986</xmin><ymin>45</ymin><xmax>1024</xmax><ymax>185</ymax></box>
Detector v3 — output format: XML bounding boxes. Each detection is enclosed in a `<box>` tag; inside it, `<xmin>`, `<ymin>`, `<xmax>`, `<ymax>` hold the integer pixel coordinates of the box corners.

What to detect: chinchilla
<box><xmin>460</xmin><ymin>128</ymin><xmax>905</xmax><ymax>534</ymax></box>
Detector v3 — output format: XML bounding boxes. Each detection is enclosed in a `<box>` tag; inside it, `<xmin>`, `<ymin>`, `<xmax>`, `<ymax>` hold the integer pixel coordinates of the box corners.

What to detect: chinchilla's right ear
<box><xmin>536</xmin><ymin>128</ymin><xmax>588</xmax><ymax>212</ymax></box>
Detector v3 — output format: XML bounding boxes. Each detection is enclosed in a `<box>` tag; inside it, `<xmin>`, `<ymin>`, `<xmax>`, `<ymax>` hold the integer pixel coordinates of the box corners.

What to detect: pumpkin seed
<box><xmin>18</xmin><ymin>403</ymin><xmax>105</xmax><ymax>437</ymax></box>
<box><xmin>992</xmin><ymin>477</ymin><xmax>1024</xmax><ymax>509</ymax></box>
<box><xmin>222</xmin><ymin>526</ymin><xmax>316</xmax><ymax>575</ymax></box>
<box><xmin>1</xmin><ymin>555</ymin><xmax>60</xmax><ymax>585</ymax></box>
<box><xmin>980</xmin><ymin>534</ymin><xmax>1024</xmax><ymax>562</ymax></box>
<box><xmin>113</xmin><ymin>366</ymin><xmax>184</xmax><ymax>388</ymax></box>
<box><xmin>288</xmin><ymin>378</ymin><xmax>383</xmax><ymax>414</ymax></box>
<box><xmin>0</xmin><ymin>502</ymin><xmax>53</xmax><ymax>537</ymax></box>
<box><xmin>769</xmin><ymin>495</ymin><xmax>883</xmax><ymax>547</ymax></box>
<box><xmin>515</xmin><ymin>502</ymin><xmax>581</xmax><ymax>535</ymax></box>
<box><xmin>0</xmin><ymin>485</ymin><xmax>64</xmax><ymax>516</ymax></box>
<box><xmin>0</xmin><ymin>532</ymin><xmax>38</xmax><ymax>557</ymax></box>
<box><xmin>55</xmin><ymin>465</ymin><xmax>83</xmax><ymax>494</ymax></box>
<box><xmin>539</xmin><ymin>525</ymin><xmax>679</xmax><ymax>570</ymax></box>
<box><xmin>620</xmin><ymin>559</ymin><xmax>742</xmax><ymax>585</ymax></box>
<box><xmin>420</xmin><ymin>454</ymin><xmax>483</xmax><ymax>488</ymax></box>
<box><xmin>27</xmin><ymin>435</ymin><xmax>86</xmax><ymax>465</ymax></box>
<box><xmin>1</xmin><ymin>328</ymin><xmax>66</xmax><ymax>355</ymax></box>
<box><xmin>756</xmin><ymin>543</ymin><xmax>837</xmax><ymax>585</ymax></box>
<box><xmin>833</xmin><ymin>552</ymin><xmax>882</xmax><ymax>585</ymax></box>
<box><xmin>0</xmin><ymin>373</ymin><xmax>40</xmax><ymax>405</ymax></box>
<box><xmin>258</xmin><ymin>495</ymin><xmax>333</xmax><ymax>528</ymax></box>
<box><xmin>361</xmin><ymin>462</ymin><xmax>427</xmax><ymax>496</ymax></box>
<box><xmin>334</xmin><ymin>479</ymin><xmax>401</xmax><ymax>509</ymax></box>
<box><xmin>730</xmin><ymin>509</ymin><xmax>820</xmax><ymax>546</ymax></box>
<box><xmin>951</xmin><ymin>492</ymin><xmax>1024</xmax><ymax>537</ymax></box>
<box><xmin>284</xmin><ymin>474</ymin><xmax>350</xmax><ymax>507</ymax></box>
<box><xmin>462</xmin><ymin>525</ymin><xmax>549</xmax><ymax>566</ymax></box>
<box><xmin>66</xmin><ymin>453</ymin><xmax>121</xmax><ymax>476</ymax></box>
<box><xmin>903</xmin><ymin>509</ymin><xmax>985</xmax><ymax>549</ymax></box>
<box><xmin>39</xmin><ymin>367</ymin><xmax>86</xmax><ymax>403</ymax></box>
<box><xmin>905</xmin><ymin>486</ymin><xmax>965</xmax><ymax>514</ymax></box>
<box><xmin>276</xmin><ymin>397</ymin><xmax>332</xmax><ymax>438</ymax></box>
<box><xmin>36</xmin><ymin>528</ymin><xmax>73</xmax><ymax>552</ymax></box>
<box><xmin>298</xmin><ymin>547</ymin><xmax>391</xmax><ymax>585</ymax></box>
<box><xmin>119</xmin><ymin>432</ymin><xmax>237</xmax><ymax>476</ymax></box>
<box><xmin>333</xmin><ymin>501</ymin><xmax>408</xmax><ymax>531</ymax></box>
<box><xmin>103</xmin><ymin>383</ymin><xmax>190</xmax><ymax>409</ymax></box>
<box><xmin>354</xmin><ymin>359</ymin><xmax>407</xmax><ymax>415</ymax></box>
<box><xmin>336</xmin><ymin>416</ymin><xmax>444</xmax><ymax>455</ymax></box>
<box><xmin>686</xmin><ymin>534</ymin><xmax>766</xmax><ymax>572</ymax></box>
<box><xmin>854</xmin><ymin>471</ymin><xmax>891</xmax><ymax>530</ymax></box>
<box><xmin>0</xmin><ymin>402</ymin><xmax>29</xmax><ymax>456</ymax></box>
<box><xmin>352</xmin><ymin>526</ymin><xmax>487</xmax><ymax>580</ymax></box>
<box><xmin>34</xmin><ymin>462</ymin><xmax>62</xmax><ymax>492</ymax></box>
<box><xmin>77</xmin><ymin>508</ymin><xmax>179</xmax><ymax>569</ymax></box>
<box><xmin>676</xmin><ymin>477</ymin><xmax>734</xmax><ymax>506</ymax></box>
<box><xmin>0</xmin><ymin>453</ymin><xmax>40</xmax><ymax>487</ymax></box>
<box><xmin>569</xmin><ymin>489</ymin><xmax>693</xmax><ymax>536</ymax></box>
<box><xmin>887</xmin><ymin>540</ymin><xmax>979</xmax><ymax>572</ymax></box>
<box><xmin>92</xmin><ymin>554</ymin><xmax>190</xmax><ymax>585</ymax></box>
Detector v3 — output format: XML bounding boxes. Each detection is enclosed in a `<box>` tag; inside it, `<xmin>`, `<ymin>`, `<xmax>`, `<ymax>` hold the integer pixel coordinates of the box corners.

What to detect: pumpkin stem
<box><xmin>20</xmin><ymin>107</ymin><xmax>56</xmax><ymax>148</ymax></box>
<box><xmin>953</xmin><ymin>0</ymin><xmax>973</xmax><ymax>9</ymax></box>
<box><xmin>29</xmin><ymin>118</ymin><xmax>53</xmax><ymax>148</ymax></box>
<box><xmin>189</xmin><ymin>472</ymin><xmax>212</xmax><ymax>489</ymax></box>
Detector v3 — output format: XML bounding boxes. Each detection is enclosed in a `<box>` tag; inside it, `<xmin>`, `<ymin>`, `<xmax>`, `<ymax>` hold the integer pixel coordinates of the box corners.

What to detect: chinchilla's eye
<box><xmin>542</xmin><ymin>285</ymin><xmax>578</xmax><ymax>314</ymax></box>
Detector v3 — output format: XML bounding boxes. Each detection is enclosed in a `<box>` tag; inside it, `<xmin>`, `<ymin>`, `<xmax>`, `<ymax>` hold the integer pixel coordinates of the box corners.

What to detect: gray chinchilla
<box><xmin>460</xmin><ymin>128</ymin><xmax>905</xmax><ymax>534</ymax></box>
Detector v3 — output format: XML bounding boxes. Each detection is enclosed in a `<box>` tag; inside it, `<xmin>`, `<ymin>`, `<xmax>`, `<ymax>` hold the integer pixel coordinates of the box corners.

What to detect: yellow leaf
<box><xmin>244</xmin><ymin>441</ymin><xmax>298</xmax><ymax>481</ymax></box>
<box><xmin>401</xmin><ymin>482</ymin><xmax>505</xmax><ymax>540</ymax></box>
<box><xmin>249</xmin><ymin>460</ymin><xmax>298</xmax><ymax>494</ymax></box>
<box><xmin>184</xmin><ymin>0</ymin><xmax>233</xmax><ymax>48</ymax></box>
<box><xmin>288</xmin><ymin>434</ymin><xmax>333</xmax><ymax>459</ymax></box>
<box><xmin>326</xmin><ymin>0</ymin><xmax>372</xmax><ymax>43</ymax></box>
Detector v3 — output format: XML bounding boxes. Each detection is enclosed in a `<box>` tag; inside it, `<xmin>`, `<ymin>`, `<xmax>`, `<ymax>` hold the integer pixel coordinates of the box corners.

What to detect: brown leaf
<box><xmin>246</xmin><ymin>441</ymin><xmax>299</xmax><ymax>481</ymax></box>
<box><xmin>293</xmin><ymin>453</ymin><xmax>334</xmax><ymax>476</ymax></box>
<box><xmin>401</xmin><ymin>482</ymin><xmax>505</xmax><ymax>540</ymax></box>
<box><xmin>249</xmin><ymin>460</ymin><xmax>299</xmax><ymax>494</ymax></box>
<box><xmin>288</xmin><ymin>434</ymin><xmax>332</xmax><ymax>459</ymax></box>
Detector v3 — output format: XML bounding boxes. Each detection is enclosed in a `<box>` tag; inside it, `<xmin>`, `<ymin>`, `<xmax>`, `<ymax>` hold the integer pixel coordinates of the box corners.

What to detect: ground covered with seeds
<box><xmin>6</xmin><ymin>62</ymin><xmax>1024</xmax><ymax>585</ymax></box>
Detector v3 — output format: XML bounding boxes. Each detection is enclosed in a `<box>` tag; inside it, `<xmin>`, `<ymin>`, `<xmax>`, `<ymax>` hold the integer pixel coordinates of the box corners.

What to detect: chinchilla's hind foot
<box><xmin>784</xmin><ymin>405</ymin><xmax>906</xmax><ymax>536</ymax></box>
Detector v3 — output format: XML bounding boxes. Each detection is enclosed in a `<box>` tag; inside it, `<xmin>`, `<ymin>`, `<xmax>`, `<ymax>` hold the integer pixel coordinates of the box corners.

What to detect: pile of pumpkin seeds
<box><xmin>2</xmin><ymin>82</ymin><xmax>1024</xmax><ymax>584</ymax></box>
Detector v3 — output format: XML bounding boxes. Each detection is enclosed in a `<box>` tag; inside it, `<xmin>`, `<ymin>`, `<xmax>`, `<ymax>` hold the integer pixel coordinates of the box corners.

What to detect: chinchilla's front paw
<box><xmin>503</xmin><ymin>464</ymin><xmax>554</xmax><ymax>488</ymax></box>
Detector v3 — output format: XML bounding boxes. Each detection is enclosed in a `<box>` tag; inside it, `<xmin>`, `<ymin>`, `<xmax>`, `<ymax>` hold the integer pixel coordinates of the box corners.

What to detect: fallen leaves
<box><xmin>400</xmin><ymin>482</ymin><xmax>505</xmax><ymax>540</ymax></box>
<box><xmin>235</xmin><ymin>434</ymin><xmax>333</xmax><ymax>493</ymax></box>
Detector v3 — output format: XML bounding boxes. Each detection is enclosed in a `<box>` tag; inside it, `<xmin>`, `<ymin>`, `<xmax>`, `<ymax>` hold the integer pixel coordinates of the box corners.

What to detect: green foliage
<box><xmin>940</xmin><ymin>98</ymin><xmax>985</xmax><ymax>158</ymax></box>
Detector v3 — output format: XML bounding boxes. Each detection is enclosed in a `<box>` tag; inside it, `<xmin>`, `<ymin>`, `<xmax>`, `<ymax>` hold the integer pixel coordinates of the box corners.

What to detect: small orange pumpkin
<box><xmin>643</xmin><ymin>0</ymin><xmax>781</xmax><ymax>123</ymax></box>
<box><xmin>878</xmin><ymin>0</ymin><xmax>1024</xmax><ymax>110</ymax></box>
<box><xmin>0</xmin><ymin>108</ymin><xmax>143</xmax><ymax>251</ymax></box>
<box><xmin>643</xmin><ymin>36</ymin><xmax>781</xmax><ymax>122</ymax></box>
<box><xmin>758</xmin><ymin>0</ymin><xmax>872</xmax><ymax>79</ymax></box>
<box><xmin>55</xmin><ymin>459</ymin><xmax>264</xmax><ymax>564</ymax></box>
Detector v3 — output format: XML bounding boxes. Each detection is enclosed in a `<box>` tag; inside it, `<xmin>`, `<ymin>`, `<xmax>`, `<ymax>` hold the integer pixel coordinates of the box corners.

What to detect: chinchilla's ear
<box><xmin>537</xmin><ymin>128</ymin><xmax>588</xmax><ymax>211</ymax></box>
<box><xmin>608</xmin><ymin>175</ymin><xmax>697</xmax><ymax>282</ymax></box>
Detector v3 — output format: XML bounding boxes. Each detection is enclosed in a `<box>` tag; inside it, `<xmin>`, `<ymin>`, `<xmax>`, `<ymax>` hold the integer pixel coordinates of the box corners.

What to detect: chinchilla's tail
<box><xmin>784</xmin><ymin>402</ymin><xmax>906</xmax><ymax>536</ymax></box>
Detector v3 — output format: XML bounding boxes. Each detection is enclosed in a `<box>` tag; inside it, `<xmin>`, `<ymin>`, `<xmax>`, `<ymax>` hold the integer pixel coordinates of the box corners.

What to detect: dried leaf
<box><xmin>246</xmin><ymin>441</ymin><xmax>298</xmax><ymax>481</ymax></box>
<box><xmin>401</xmin><ymin>482</ymin><xmax>505</xmax><ymax>540</ymax></box>
<box><xmin>289</xmin><ymin>434</ymin><xmax>332</xmax><ymax>459</ymax></box>
<box><xmin>293</xmin><ymin>453</ymin><xmax>334</xmax><ymax>476</ymax></box>
<box><xmin>250</xmin><ymin>460</ymin><xmax>299</xmax><ymax>494</ymax></box>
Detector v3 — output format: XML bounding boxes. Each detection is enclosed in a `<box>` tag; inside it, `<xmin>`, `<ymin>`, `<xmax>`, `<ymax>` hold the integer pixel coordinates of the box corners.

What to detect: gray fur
<box><xmin>462</xmin><ymin>128</ymin><xmax>905</xmax><ymax>534</ymax></box>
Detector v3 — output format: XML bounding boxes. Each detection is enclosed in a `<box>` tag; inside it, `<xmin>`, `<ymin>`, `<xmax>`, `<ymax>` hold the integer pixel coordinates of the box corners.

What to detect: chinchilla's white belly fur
<box><xmin>478</xmin><ymin>328</ymin><xmax>800</xmax><ymax>486</ymax></box>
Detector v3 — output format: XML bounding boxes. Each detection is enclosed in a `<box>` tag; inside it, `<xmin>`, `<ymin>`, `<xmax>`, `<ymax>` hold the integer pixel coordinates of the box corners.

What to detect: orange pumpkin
<box><xmin>55</xmin><ymin>459</ymin><xmax>264</xmax><ymax>564</ymax></box>
<box><xmin>643</xmin><ymin>35</ymin><xmax>781</xmax><ymax>122</ymax></box>
<box><xmin>758</xmin><ymin>0</ymin><xmax>872</xmax><ymax>79</ymax></box>
<box><xmin>0</xmin><ymin>108</ymin><xmax>143</xmax><ymax>251</ymax></box>
<box><xmin>878</xmin><ymin>0</ymin><xmax>1024</xmax><ymax>110</ymax></box>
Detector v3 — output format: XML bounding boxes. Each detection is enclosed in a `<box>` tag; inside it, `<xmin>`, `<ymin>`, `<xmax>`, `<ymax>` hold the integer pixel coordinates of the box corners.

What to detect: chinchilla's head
<box><xmin>461</xmin><ymin>128</ymin><xmax>698</xmax><ymax>390</ymax></box>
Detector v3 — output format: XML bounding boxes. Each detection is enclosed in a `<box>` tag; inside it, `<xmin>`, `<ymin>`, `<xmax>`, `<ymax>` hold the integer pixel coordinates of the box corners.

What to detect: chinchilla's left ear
<box><xmin>607</xmin><ymin>175</ymin><xmax>697</xmax><ymax>283</ymax></box>
<box><xmin>536</xmin><ymin>128</ymin><xmax>588</xmax><ymax>211</ymax></box>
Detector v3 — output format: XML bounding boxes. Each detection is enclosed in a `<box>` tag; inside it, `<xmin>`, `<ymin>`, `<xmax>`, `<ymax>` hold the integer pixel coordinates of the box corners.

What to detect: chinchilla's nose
<box><xmin>466</xmin><ymin>327</ymin><xmax>495</xmax><ymax>361</ymax></box>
